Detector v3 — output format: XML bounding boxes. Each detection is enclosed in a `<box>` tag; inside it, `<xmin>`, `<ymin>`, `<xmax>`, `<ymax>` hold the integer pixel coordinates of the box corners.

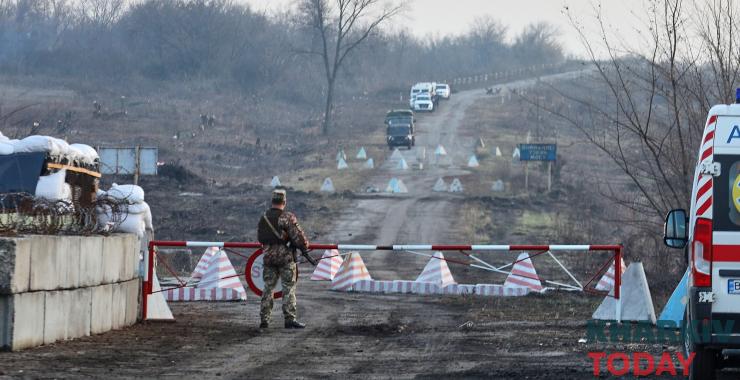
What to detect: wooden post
<box><xmin>524</xmin><ymin>162</ymin><xmax>529</xmax><ymax>192</ymax></box>
<box><xmin>547</xmin><ymin>161</ymin><xmax>552</xmax><ymax>192</ymax></box>
<box><xmin>134</xmin><ymin>145</ymin><xmax>141</xmax><ymax>185</ymax></box>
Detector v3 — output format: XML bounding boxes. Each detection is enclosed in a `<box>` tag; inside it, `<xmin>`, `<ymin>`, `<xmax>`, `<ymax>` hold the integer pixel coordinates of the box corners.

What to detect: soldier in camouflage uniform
<box><xmin>257</xmin><ymin>189</ymin><xmax>309</xmax><ymax>329</ymax></box>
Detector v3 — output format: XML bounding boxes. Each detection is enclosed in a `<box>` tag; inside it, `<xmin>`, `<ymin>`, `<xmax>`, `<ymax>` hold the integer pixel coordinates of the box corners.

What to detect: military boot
<box><xmin>284</xmin><ymin>320</ymin><xmax>306</xmax><ymax>329</ymax></box>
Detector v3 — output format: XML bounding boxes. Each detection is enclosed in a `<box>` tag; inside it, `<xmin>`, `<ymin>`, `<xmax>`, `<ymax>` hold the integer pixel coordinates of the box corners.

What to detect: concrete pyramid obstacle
<box><xmin>595</xmin><ymin>257</ymin><xmax>627</xmax><ymax>291</ymax></box>
<box><xmin>513</xmin><ymin>147</ymin><xmax>520</xmax><ymax>159</ymax></box>
<box><xmin>658</xmin><ymin>269</ymin><xmax>689</xmax><ymax>326</ymax></box>
<box><xmin>364</xmin><ymin>158</ymin><xmax>374</xmax><ymax>169</ymax></box>
<box><xmin>336</xmin><ymin>150</ymin><xmax>346</xmax><ymax>161</ymax></box>
<box><xmin>449</xmin><ymin>178</ymin><xmax>463</xmax><ymax>193</ymax></box>
<box><xmin>191</xmin><ymin>247</ymin><xmax>219</xmax><ymax>281</ymax></box>
<box><xmin>433</xmin><ymin>178</ymin><xmax>448</xmax><ymax>192</ymax></box>
<box><xmin>467</xmin><ymin>155</ymin><xmax>479</xmax><ymax>168</ymax></box>
<box><xmin>434</xmin><ymin>144</ymin><xmax>447</xmax><ymax>156</ymax></box>
<box><xmin>592</xmin><ymin>262</ymin><xmax>657</xmax><ymax>324</ymax></box>
<box><xmin>270</xmin><ymin>176</ymin><xmax>281</xmax><ymax>188</ymax></box>
<box><xmin>491</xmin><ymin>180</ymin><xmax>505</xmax><ymax>192</ymax></box>
<box><xmin>356</xmin><ymin>147</ymin><xmax>367</xmax><ymax>160</ymax></box>
<box><xmin>397</xmin><ymin>157</ymin><xmax>409</xmax><ymax>170</ymax></box>
<box><xmin>504</xmin><ymin>252</ymin><xmax>543</xmax><ymax>292</ymax></box>
<box><xmin>337</xmin><ymin>157</ymin><xmax>349</xmax><ymax>170</ymax></box>
<box><xmin>320</xmin><ymin>177</ymin><xmax>335</xmax><ymax>193</ymax></box>
<box><xmin>196</xmin><ymin>250</ymin><xmax>246</xmax><ymax>298</ymax></box>
<box><xmin>167</xmin><ymin>250</ymin><xmax>247</xmax><ymax>301</ymax></box>
<box><xmin>390</xmin><ymin>148</ymin><xmax>404</xmax><ymax>160</ymax></box>
<box><xmin>311</xmin><ymin>249</ymin><xmax>344</xmax><ymax>281</ymax></box>
<box><xmin>147</xmin><ymin>270</ymin><xmax>175</xmax><ymax>320</ymax></box>
<box><xmin>385</xmin><ymin>178</ymin><xmax>408</xmax><ymax>193</ymax></box>
<box><xmin>415</xmin><ymin>252</ymin><xmax>456</xmax><ymax>286</ymax></box>
<box><xmin>331</xmin><ymin>252</ymin><xmax>372</xmax><ymax>291</ymax></box>
<box><xmin>495</xmin><ymin>146</ymin><xmax>502</xmax><ymax>157</ymax></box>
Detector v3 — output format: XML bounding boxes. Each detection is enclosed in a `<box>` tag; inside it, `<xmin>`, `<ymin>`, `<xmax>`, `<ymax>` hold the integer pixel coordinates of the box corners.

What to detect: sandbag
<box><xmin>69</xmin><ymin>143</ymin><xmax>99</xmax><ymax>164</ymax></box>
<box><xmin>35</xmin><ymin>170</ymin><xmax>70</xmax><ymax>201</ymax></box>
<box><xmin>115</xmin><ymin>212</ymin><xmax>145</xmax><ymax>237</ymax></box>
<box><xmin>13</xmin><ymin>135</ymin><xmax>70</xmax><ymax>156</ymax></box>
<box><xmin>107</xmin><ymin>184</ymin><xmax>145</xmax><ymax>204</ymax></box>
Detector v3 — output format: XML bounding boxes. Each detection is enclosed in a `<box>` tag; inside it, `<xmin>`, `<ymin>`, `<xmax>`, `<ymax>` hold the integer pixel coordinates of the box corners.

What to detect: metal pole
<box><xmin>548</xmin><ymin>162</ymin><xmax>552</xmax><ymax>192</ymax></box>
<box><xmin>142</xmin><ymin>241</ymin><xmax>154</xmax><ymax>321</ymax></box>
<box><xmin>615</xmin><ymin>247</ymin><xmax>622</xmax><ymax>323</ymax></box>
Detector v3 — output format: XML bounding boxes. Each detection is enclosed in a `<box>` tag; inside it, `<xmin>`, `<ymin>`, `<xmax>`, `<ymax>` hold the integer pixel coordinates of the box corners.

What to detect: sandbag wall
<box><xmin>0</xmin><ymin>234</ymin><xmax>140</xmax><ymax>351</ymax></box>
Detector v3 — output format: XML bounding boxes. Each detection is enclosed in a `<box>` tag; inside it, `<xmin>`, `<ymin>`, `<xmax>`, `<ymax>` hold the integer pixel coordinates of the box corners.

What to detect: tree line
<box><xmin>0</xmin><ymin>0</ymin><xmax>564</xmax><ymax>128</ymax></box>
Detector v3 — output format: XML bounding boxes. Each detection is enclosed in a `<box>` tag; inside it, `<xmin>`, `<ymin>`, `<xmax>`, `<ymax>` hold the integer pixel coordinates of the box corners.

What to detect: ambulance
<box><xmin>664</xmin><ymin>89</ymin><xmax>740</xmax><ymax>379</ymax></box>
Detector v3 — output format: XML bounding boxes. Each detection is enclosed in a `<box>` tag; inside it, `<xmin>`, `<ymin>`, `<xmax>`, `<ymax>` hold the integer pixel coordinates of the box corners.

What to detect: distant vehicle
<box><xmin>412</xmin><ymin>94</ymin><xmax>434</xmax><ymax>112</ymax></box>
<box><xmin>386</xmin><ymin>123</ymin><xmax>414</xmax><ymax>150</ymax></box>
<box><xmin>409</xmin><ymin>82</ymin><xmax>438</xmax><ymax>107</ymax></box>
<box><xmin>385</xmin><ymin>109</ymin><xmax>415</xmax><ymax>132</ymax></box>
<box><xmin>663</xmin><ymin>89</ymin><xmax>740</xmax><ymax>379</ymax></box>
<box><xmin>436</xmin><ymin>83</ymin><xmax>450</xmax><ymax>99</ymax></box>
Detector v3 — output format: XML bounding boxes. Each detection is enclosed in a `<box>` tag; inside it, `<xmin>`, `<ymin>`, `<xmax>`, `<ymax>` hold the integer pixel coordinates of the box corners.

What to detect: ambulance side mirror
<box><xmin>664</xmin><ymin>209</ymin><xmax>688</xmax><ymax>249</ymax></box>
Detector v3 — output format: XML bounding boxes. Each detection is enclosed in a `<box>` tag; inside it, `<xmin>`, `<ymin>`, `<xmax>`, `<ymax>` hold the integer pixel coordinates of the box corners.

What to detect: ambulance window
<box><xmin>714</xmin><ymin>156</ymin><xmax>740</xmax><ymax>231</ymax></box>
<box><xmin>729</xmin><ymin>161</ymin><xmax>740</xmax><ymax>227</ymax></box>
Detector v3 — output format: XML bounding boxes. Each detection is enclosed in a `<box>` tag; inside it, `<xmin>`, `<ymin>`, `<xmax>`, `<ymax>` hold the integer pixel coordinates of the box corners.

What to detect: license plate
<box><xmin>728</xmin><ymin>279</ymin><xmax>740</xmax><ymax>294</ymax></box>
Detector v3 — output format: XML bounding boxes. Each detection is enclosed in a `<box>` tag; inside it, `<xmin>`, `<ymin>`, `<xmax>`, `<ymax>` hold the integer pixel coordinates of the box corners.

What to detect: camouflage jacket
<box><xmin>260</xmin><ymin>209</ymin><xmax>309</xmax><ymax>267</ymax></box>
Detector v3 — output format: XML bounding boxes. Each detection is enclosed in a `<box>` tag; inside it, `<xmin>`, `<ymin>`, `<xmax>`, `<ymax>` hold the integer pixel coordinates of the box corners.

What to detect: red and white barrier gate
<box><xmin>144</xmin><ymin>241</ymin><xmax>623</xmax><ymax>322</ymax></box>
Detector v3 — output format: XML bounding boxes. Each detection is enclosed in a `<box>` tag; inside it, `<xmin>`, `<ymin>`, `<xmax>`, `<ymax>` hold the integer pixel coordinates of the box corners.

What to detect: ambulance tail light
<box><xmin>693</xmin><ymin>218</ymin><xmax>712</xmax><ymax>287</ymax></box>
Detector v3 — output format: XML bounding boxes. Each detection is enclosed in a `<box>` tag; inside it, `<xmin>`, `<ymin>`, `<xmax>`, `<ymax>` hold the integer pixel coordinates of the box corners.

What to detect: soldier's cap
<box><xmin>271</xmin><ymin>189</ymin><xmax>287</xmax><ymax>204</ymax></box>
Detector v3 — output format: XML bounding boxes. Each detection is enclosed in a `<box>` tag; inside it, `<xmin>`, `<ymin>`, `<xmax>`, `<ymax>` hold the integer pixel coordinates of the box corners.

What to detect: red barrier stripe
<box><xmin>697</xmin><ymin>178</ymin><xmax>712</xmax><ymax>199</ymax></box>
<box><xmin>697</xmin><ymin>196</ymin><xmax>713</xmax><ymax>216</ymax></box>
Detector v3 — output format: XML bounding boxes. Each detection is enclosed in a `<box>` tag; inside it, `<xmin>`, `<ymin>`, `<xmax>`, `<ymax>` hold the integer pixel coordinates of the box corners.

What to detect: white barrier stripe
<box><xmin>549</xmin><ymin>245</ymin><xmax>590</xmax><ymax>251</ymax></box>
<box><xmin>393</xmin><ymin>245</ymin><xmax>433</xmax><ymax>250</ymax></box>
<box><xmin>186</xmin><ymin>241</ymin><xmax>224</xmax><ymax>247</ymax></box>
<box><xmin>471</xmin><ymin>245</ymin><xmax>510</xmax><ymax>250</ymax></box>
<box><xmin>337</xmin><ymin>245</ymin><xmax>376</xmax><ymax>250</ymax></box>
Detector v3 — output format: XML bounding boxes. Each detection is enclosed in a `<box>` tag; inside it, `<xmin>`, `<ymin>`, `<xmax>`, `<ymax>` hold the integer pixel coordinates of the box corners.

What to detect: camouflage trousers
<box><xmin>260</xmin><ymin>262</ymin><xmax>297</xmax><ymax>323</ymax></box>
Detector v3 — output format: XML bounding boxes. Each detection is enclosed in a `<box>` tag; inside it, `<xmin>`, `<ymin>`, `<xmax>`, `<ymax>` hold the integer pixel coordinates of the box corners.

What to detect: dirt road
<box><xmin>5</xmin><ymin>73</ymin><xmax>735</xmax><ymax>379</ymax></box>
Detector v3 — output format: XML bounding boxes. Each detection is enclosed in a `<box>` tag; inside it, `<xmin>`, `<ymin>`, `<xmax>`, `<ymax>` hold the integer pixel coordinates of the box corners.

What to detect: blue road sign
<box><xmin>518</xmin><ymin>144</ymin><xmax>556</xmax><ymax>161</ymax></box>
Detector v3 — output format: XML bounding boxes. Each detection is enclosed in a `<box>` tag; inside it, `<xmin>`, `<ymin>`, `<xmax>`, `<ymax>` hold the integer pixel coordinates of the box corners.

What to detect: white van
<box><xmin>664</xmin><ymin>91</ymin><xmax>740</xmax><ymax>379</ymax></box>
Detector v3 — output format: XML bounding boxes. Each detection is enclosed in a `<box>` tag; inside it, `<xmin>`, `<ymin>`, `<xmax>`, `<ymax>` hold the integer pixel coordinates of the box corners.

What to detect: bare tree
<box><xmin>537</xmin><ymin>0</ymin><xmax>740</xmax><ymax>233</ymax></box>
<box><xmin>299</xmin><ymin>0</ymin><xmax>403</xmax><ymax>135</ymax></box>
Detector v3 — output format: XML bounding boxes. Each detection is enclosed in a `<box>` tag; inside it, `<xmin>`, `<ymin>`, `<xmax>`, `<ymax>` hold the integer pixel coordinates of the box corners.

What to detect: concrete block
<box><xmin>111</xmin><ymin>282</ymin><xmax>125</xmax><ymax>330</ymax></box>
<box><xmin>28</xmin><ymin>236</ymin><xmax>58</xmax><ymax>291</ymax></box>
<box><xmin>102</xmin><ymin>235</ymin><xmax>125</xmax><ymax>284</ymax></box>
<box><xmin>65</xmin><ymin>287</ymin><xmax>91</xmax><ymax>339</ymax></box>
<box><xmin>90</xmin><ymin>284</ymin><xmax>113</xmax><ymax>334</ymax></box>
<box><xmin>122</xmin><ymin>235</ymin><xmax>140</xmax><ymax>282</ymax></box>
<box><xmin>593</xmin><ymin>262</ymin><xmax>657</xmax><ymax>324</ymax></box>
<box><xmin>123</xmin><ymin>279</ymin><xmax>140</xmax><ymax>326</ymax></box>
<box><xmin>60</xmin><ymin>236</ymin><xmax>81</xmax><ymax>289</ymax></box>
<box><xmin>0</xmin><ymin>238</ymin><xmax>31</xmax><ymax>294</ymax></box>
<box><xmin>43</xmin><ymin>290</ymin><xmax>67</xmax><ymax>344</ymax></box>
<box><xmin>79</xmin><ymin>236</ymin><xmax>104</xmax><ymax>287</ymax></box>
<box><xmin>4</xmin><ymin>292</ymin><xmax>45</xmax><ymax>350</ymax></box>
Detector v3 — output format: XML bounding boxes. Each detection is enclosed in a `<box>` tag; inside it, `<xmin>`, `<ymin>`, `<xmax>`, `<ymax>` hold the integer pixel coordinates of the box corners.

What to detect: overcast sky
<box><xmin>242</xmin><ymin>0</ymin><xmax>648</xmax><ymax>57</ymax></box>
